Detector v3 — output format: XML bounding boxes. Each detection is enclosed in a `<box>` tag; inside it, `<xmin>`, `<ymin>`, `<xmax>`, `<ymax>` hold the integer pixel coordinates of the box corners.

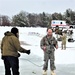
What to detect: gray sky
<box><xmin>0</xmin><ymin>0</ymin><xmax>75</xmax><ymax>17</ymax></box>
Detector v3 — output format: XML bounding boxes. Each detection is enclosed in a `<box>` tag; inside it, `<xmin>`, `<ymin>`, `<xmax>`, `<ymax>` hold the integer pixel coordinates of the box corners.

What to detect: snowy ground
<box><xmin>0</xmin><ymin>26</ymin><xmax>75</xmax><ymax>75</ymax></box>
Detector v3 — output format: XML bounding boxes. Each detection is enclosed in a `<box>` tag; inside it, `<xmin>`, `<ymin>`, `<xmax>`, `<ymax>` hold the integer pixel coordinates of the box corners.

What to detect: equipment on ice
<box><xmin>68</xmin><ymin>38</ymin><xmax>75</xmax><ymax>42</ymax></box>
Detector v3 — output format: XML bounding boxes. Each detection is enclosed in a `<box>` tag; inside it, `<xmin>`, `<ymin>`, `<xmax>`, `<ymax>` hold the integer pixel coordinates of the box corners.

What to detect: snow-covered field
<box><xmin>0</xmin><ymin>26</ymin><xmax>75</xmax><ymax>66</ymax></box>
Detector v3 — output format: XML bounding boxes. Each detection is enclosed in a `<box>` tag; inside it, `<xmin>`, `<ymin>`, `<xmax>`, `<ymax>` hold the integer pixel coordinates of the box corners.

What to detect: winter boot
<box><xmin>43</xmin><ymin>70</ymin><xmax>47</xmax><ymax>75</ymax></box>
<box><xmin>51</xmin><ymin>70</ymin><xmax>56</xmax><ymax>75</ymax></box>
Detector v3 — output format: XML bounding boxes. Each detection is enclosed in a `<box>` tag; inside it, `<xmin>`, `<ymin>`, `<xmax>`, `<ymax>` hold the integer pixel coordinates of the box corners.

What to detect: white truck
<box><xmin>51</xmin><ymin>20</ymin><xmax>69</xmax><ymax>29</ymax></box>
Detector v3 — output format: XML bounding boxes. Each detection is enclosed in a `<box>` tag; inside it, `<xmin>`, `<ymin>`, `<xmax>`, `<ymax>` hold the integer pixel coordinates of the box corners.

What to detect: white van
<box><xmin>51</xmin><ymin>20</ymin><xmax>69</xmax><ymax>28</ymax></box>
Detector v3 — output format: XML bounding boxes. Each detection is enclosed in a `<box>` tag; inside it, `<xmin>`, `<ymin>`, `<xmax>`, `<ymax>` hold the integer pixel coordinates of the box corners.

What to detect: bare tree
<box><xmin>0</xmin><ymin>15</ymin><xmax>11</xmax><ymax>26</ymax></box>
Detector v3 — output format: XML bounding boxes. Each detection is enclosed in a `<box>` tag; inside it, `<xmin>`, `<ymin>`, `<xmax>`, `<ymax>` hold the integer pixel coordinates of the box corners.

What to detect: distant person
<box><xmin>61</xmin><ymin>32</ymin><xmax>67</xmax><ymax>50</ymax></box>
<box><xmin>1</xmin><ymin>27</ymin><xmax>31</xmax><ymax>75</ymax></box>
<box><xmin>40</xmin><ymin>28</ymin><xmax>58</xmax><ymax>75</ymax></box>
<box><xmin>55</xmin><ymin>26</ymin><xmax>59</xmax><ymax>40</ymax></box>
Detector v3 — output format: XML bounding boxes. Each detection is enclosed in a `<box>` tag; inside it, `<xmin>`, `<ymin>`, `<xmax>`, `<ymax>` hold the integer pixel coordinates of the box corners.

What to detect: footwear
<box><xmin>51</xmin><ymin>70</ymin><xmax>56</xmax><ymax>75</ymax></box>
<box><xmin>43</xmin><ymin>70</ymin><xmax>47</xmax><ymax>75</ymax></box>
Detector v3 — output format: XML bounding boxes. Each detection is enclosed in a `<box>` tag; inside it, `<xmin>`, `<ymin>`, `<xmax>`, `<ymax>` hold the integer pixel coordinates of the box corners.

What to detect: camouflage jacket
<box><xmin>40</xmin><ymin>35</ymin><xmax>58</xmax><ymax>53</ymax></box>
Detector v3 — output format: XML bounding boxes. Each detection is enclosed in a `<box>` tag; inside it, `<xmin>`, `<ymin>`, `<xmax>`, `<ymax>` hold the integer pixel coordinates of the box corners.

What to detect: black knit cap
<box><xmin>11</xmin><ymin>27</ymin><xmax>18</xmax><ymax>35</ymax></box>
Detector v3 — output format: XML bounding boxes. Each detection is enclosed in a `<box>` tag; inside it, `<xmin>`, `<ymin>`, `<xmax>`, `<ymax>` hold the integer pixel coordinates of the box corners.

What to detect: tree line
<box><xmin>0</xmin><ymin>8</ymin><xmax>75</xmax><ymax>27</ymax></box>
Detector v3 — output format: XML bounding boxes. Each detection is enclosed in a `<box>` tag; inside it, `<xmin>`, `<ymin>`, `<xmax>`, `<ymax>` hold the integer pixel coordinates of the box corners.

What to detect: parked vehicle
<box><xmin>51</xmin><ymin>20</ymin><xmax>69</xmax><ymax>29</ymax></box>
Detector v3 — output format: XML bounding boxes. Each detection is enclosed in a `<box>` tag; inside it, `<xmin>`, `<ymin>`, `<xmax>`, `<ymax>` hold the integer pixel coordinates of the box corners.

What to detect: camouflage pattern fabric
<box><xmin>40</xmin><ymin>35</ymin><xmax>58</xmax><ymax>70</ymax></box>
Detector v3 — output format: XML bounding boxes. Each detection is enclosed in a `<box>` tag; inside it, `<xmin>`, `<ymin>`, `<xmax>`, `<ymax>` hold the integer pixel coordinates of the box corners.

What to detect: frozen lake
<box><xmin>0</xmin><ymin>27</ymin><xmax>75</xmax><ymax>75</ymax></box>
<box><xmin>0</xmin><ymin>53</ymin><xmax>75</xmax><ymax>75</ymax></box>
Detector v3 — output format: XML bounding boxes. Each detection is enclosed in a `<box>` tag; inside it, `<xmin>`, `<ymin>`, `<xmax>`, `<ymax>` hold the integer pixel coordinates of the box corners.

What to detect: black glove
<box><xmin>26</xmin><ymin>50</ymin><xmax>31</xmax><ymax>55</ymax></box>
<box><xmin>18</xmin><ymin>53</ymin><xmax>21</xmax><ymax>57</ymax></box>
<box><xmin>53</xmin><ymin>44</ymin><xmax>56</xmax><ymax>47</ymax></box>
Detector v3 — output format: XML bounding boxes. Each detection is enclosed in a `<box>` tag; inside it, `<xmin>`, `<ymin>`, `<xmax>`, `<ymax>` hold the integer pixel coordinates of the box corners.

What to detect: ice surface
<box><xmin>0</xmin><ymin>27</ymin><xmax>75</xmax><ymax>75</ymax></box>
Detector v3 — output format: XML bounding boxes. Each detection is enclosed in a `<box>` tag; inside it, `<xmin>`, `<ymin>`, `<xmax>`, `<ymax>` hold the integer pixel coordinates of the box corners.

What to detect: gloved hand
<box><xmin>26</xmin><ymin>50</ymin><xmax>31</xmax><ymax>55</ymax></box>
<box><xmin>18</xmin><ymin>53</ymin><xmax>21</xmax><ymax>57</ymax></box>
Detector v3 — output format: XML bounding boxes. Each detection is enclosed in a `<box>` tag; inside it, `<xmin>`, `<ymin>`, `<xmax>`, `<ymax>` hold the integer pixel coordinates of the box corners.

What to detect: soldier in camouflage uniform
<box><xmin>61</xmin><ymin>32</ymin><xmax>67</xmax><ymax>50</ymax></box>
<box><xmin>40</xmin><ymin>28</ymin><xmax>58</xmax><ymax>75</ymax></box>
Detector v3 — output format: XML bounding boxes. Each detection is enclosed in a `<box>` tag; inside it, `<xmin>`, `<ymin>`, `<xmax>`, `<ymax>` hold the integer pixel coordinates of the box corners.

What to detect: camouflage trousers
<box><xmin>43</xmin><ymin>51</ymin><xmax>56</xmax><ymax>71</ymax></box>
<box><xmin>61</xmin><ymin>43</ymin><xmax>66</xmax><ymax>50</ymax></box>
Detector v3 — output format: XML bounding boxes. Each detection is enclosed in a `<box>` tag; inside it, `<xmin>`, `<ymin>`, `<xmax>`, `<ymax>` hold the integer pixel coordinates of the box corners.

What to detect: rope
<box><xmin>20</xmin><ymin>58</ymin><xmax>43</xmax><ymax>67</ymax></box>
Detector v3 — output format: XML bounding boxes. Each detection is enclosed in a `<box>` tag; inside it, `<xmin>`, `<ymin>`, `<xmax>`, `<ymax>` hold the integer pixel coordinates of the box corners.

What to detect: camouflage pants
<box><xmin>61</xmin><ymin>42</ymin><xmax>66</xmax><ymax>50</ymax></box>
<box><xmin>43</xmin><ymin>51</ymin><xmax>56</xmax><ymax>71</ymax></box>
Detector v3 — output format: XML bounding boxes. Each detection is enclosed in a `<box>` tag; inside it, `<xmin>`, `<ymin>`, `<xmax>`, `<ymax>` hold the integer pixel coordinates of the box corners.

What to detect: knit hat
<box><xmin>11</xmin><ymin>27</ymin><xmax>18</xmax><ymax>35</ymax></box>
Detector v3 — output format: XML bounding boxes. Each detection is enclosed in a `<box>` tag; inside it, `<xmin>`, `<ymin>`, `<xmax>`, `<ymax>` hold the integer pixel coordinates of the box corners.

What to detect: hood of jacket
<box><xmin>4</xmin><ymin>31</ymin><xmax>14</xmax><ymax>36</ymax></box>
